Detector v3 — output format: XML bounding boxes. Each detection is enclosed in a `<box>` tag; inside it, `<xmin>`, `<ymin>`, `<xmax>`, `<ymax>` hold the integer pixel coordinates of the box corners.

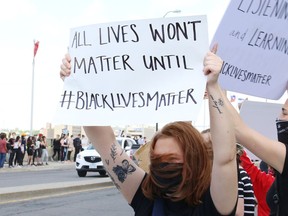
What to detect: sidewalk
<box><xmin>0</xmin><ymin>160</ymin><xmax>76</xmax><ymax>173</ymax></box>
<box><xmin>0</xmin><ymin>161</ymin><xmax>113</xmax><ymax>204</ymax></box>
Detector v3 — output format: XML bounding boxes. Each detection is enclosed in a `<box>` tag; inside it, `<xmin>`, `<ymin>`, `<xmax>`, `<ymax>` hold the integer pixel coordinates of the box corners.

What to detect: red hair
<box><xmin>142</xmin><ymin>121</ymin><xmax>212</xmax><ymax>205</ymax></box>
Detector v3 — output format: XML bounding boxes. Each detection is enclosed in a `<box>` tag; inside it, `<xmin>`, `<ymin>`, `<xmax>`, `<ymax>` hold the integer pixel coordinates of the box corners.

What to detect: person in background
<box><xmin>67</xmin><ymin>134</ymin><xmax>74</xmax><ymax>162</ymax></box>
<box><xmin>240</xmin><ymin>150</ymin><xmax>274</xmax><ymax>216</ymax></box>
<box><xmin>59</xmin><ymin>46</ymin><xmax>238</xmax><ymax>215</ymax></box>
<box><xmin>236</xmin><ymin>144</ymin><xmax>256</xmax><ymax>216</ymax></box>
<box><xmin>60</xmin><ymin>134</ymin><xmax>68</xmax><ymax>163</ymax></box>
<box><xmin>18</xmin><ymin>135</ymin><xmax>26</xmax><ymax>166</ymax></box>
<box><xmin>137</xmin><ymin>135</ymin><xmax>145</xmax><ymax>145</ymax></box>
<box><xmin>52</xmin><ymin>134</ymin><xmax>61</xmax><ymax>162</ymax></box>
<box><xmin>26</xmin><ymin>136</ymin><xmax>34</xmax><ymax>166</ymax></box>
<box><xmin>133</xmin><ymin>136</ymin><xmax>139</xmax><ymax>144</ymax></box>
<box><xmin>33</xmin><ymin>136</ymin><xmax>42</xmax><ymax>166</ymax></box>
<box><xmin>41</xmin><ymin>136</ymin><xmax>49</xmax><ymax>165</ymax></box>
<box><xmin>73</xmin><ymin>134</ymin><xmax>82</xmax><ymax>162</ymax></box>
<box><xmin>259</xmin><ymin>160</ymin><xmax>268</xmax><ymax>174</ymax></box>
<box><xmin>0</xmin><ymin>133</ymin><xmax>7</xmax><ymax>168</ymax></box>
<box><xmin>7</xmin><ymin>133</ymin><xmax>15</xmax><ymax>167</ymax></box>
<box><xmin>6</xmin><ymin>138</ymin><xmax>11</xmax><ymax>164</ymax></box>
<box><xmin>12</xmin><ymin>136</ymin><xmax>21</xmax><ymax>167</ymax></box>
<box><xmin>81</xmin><ymin>134</ymin><xmax>89</xmax><ymax>149</ymax></box>
<box><xmin>218</xmin><ymin>64</ymin><xmax>288</xmax><ymax>215</ymax></box>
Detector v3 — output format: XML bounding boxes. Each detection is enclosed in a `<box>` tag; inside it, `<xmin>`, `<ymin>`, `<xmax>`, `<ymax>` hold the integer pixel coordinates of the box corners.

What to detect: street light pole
<box><xmin>163</xmin><ymin>9</ymin><xmax>181</xmax><ymax>18</ymax></box>
<box><xmin>30</xmin><ymin>57</ymin><xmax>35</xmax><ymax>136</ymax></box>
<box><xmin>155</xmin><ymin>9</ymin><xmax>182</xmax><ymax>132</ymax></box>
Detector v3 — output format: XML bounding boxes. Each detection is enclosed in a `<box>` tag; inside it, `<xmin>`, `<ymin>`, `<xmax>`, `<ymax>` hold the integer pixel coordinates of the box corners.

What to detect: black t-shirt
<box><xmin>266</xmin><ymin>180</ymin><xmax>277</xmax><ymax>215</ymax></box>
<box><xmin>7</xmin><ymin>138</ymin><xmax>14</xmax><ymax>150</ymax></box>
<box><xmin>53</xmin><ymin>139</ymin><xmax>61</xmax><ymax>150</ymax></box>
<box><xmin>266</xmin><ymin>144</ymin><xmax>288</xmax><ymax>216</ymax></box>
<box><xmin>130</xmin><ymin>175</ymin><xmax>237</xmax><ymax>216</ymax></box>
<box><xmin>73</xmin><ymin>137</ymin><xmax>82</xmax><ymax>149</ymax></box>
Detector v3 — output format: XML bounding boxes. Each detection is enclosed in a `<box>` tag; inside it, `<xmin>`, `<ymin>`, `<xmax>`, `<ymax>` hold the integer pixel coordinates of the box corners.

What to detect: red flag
<box><xmin>34</xmin><ymin>41</ymin><xmax>39</xmax><ymax>57</ymax></box>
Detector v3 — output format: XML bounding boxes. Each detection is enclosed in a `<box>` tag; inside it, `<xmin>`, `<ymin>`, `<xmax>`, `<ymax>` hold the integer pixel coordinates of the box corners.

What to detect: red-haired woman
<box><xmin>59</xmin><ymin>47</ymin><xmax>238</xmax><ymax>215</ymax></box>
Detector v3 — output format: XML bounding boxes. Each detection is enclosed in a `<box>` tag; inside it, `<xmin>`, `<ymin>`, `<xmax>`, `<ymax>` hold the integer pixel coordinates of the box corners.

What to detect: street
<box><xmin>0</xmin><ymin>163</ymin><xmax>134</xmax><ymax>215</ymax></box>
<box><xmin>0</xmin><ymin>162</ymin><xmax>108</xmax><ymax>187</ymax></box>
<box><xmin>0</xmin><ymin>187</ymin><xmax>134</xmax><ymax>216</ymax></box>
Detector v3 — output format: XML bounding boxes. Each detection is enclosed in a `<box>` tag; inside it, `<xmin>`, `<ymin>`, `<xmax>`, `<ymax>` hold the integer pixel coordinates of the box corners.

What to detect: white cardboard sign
<box><xmin>239</xmin><ymin>100</ymin><xmax>282</xmax><ymax>161</ymax></box>
<box><xmin>211</xmin><ymin>0</ymin><xmax>288</xmax><ymax>100</ymax></box>
<box><xmin>54</xmin><ymin>16</ymin><xmax>209</xmax><ymax>126</ymax></box>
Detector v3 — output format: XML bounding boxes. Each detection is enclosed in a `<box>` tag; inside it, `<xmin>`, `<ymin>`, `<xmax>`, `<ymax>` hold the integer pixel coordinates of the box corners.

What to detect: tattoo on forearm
<box><xmin>105</xmin><ymin>159</ymin><xmax>109</xmax><ymax>166</ymax></box>
<box><xmin>210</xmin><ymin>95</ymin><xmax>223</xmax><ymax>114</ymax></box>
<box><xmin>218</xmin><ymin>98</ymin><xmax>224</xmax><ymax>106</ymax></box>
<box><xmin>107</xmin><ymin>172</ymin><xmax>121</xmax><ymax>190</ymax></box>
<box><xmin>110</xmin><ymin>142</ymin><xmax>117</xmax><ymax>163</ymax></box>
<box><xmin>112</xmin><ymin>159</ymin><xmax>136</xmax><ymax>183</ymax></box>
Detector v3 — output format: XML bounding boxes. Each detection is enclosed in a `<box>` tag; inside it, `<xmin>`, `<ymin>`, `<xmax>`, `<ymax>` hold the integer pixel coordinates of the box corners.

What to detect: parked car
<box><xmin>116</xmin><ymin>137</ymin><xmax>142</xmax><ymax>164</ymax></box>
<box><xmin>75</xmin><ymin>137</ymin><xmax>139</xmax><ymax>177</ymax></box>
<box><xmin>128</xmin><ymin>143</ymin><xmax>142</xmax><ymax>165</ymax></box>
<box><xmin>75</xmin><ymin>144</ymin><xmax>106</xmax><ymax>177</ymax></box>
<box><xmin>116</xmin><ymin>136</ymin><xmax>135</xmax><ymax>150</ymax></box>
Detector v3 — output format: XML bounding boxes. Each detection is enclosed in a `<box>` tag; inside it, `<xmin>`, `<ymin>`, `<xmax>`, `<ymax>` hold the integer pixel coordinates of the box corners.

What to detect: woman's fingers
<box><xmin>210</xmin><ymin>43</ymin><xmax>218</xmax><ymax>54</ymax></box>
<box><xmin>60</xmin><ymin>54</ymin><xmax>71</xmax><ymax>81</ymax></box>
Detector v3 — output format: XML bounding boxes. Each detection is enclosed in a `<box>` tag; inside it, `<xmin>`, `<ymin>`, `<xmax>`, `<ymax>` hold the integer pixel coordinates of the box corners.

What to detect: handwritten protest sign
<box><xmin>54</xmin><ymin>16</ymin><xmax>209</xmax><ymax>126</ymax></box>
<box><xmin>211</xmin><ymin>0</ymin><xmax>288</xmax><ymax>100</ymax></box>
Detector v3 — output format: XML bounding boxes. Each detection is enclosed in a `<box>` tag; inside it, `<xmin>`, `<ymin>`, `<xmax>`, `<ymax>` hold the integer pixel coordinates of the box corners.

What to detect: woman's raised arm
<box><xmin>203</xmin><ymin>45</ymin><xmax>238</xmax><ymax>215</ymax></box>
<box><xmin>60</xmin><ymin>55</ymin><xmax>145</xmax><ymax>204</ymax></box>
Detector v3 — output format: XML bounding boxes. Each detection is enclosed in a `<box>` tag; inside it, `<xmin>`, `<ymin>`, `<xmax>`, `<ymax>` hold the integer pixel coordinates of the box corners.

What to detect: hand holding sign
<box><xmin>60</xmin><ymin>53</ymin><xmax>71</xmax><ymax>81</ymax></box>
<box><xmin>203</xmin><ymin>44</ymin><xmax>223</xmax><ymax>86</ymax></box>
<box><xmin>211</xmin><ymin>0</ymin><xmax>288</xmax><ymax>99</ymax></box>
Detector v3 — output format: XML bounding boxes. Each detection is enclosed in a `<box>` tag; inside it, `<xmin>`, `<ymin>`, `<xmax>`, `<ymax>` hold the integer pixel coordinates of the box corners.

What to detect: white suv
<box><xmin>75</xmin><ymin>144</ymin><xmax>106</xmax><ymax>177</ymax></box>
<box><xmin>75</xmin><ymin>137</ymin><xmax>137</xmax><ymax>177</ymax></box>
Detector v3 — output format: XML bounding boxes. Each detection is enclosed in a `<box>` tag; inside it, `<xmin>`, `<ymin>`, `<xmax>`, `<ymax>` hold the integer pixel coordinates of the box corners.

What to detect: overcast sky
<box><xmin>3</xmin><ymin>0</ymin><xmax>281</xmax><ymax>131</ymax></box>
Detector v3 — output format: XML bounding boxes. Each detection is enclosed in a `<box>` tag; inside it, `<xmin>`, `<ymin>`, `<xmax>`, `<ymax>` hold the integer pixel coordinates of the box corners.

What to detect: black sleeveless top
<box><xmin>266</xmin><ymin>144</ymin><xmax>288</xmax><ymax>216</ymax></box>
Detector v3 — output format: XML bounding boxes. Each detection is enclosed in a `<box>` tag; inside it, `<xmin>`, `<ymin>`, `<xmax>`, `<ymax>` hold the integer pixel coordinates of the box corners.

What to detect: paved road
<box><xmin>0</xmin><ymin>161</ymin><xmax>113</xmax><ymax>203</ymax></box>
<box><xmin>0</xmin><ymin>185</ymin><xmax>134</xmax><ymax>216</ymax></box>
<box><xmin>0</xmin><ymin>162</ymin><xmax>107</xmax><ymax>187</ymax></box>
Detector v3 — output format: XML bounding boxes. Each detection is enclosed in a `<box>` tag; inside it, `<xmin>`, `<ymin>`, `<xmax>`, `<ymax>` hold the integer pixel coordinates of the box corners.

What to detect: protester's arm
<box><xmin>83</xmin><ymin>126</ymin><xmax>145</xmax><ymax>203</ymax></box>
<box><xmin>220</xmin><ymin>89</ymin><xmax>286</xmax><ymax>174</ymax></box>
<box><xmin>60</xmin><ymin>55</ymin><xmax>145</xmax><ymax>204</ymax></box>
<box><xmin>236</xmin><ymin>118</ymin><xmax>285</xmax><ymax>174</ymax></box>
<box><xmin>204</xmin><ymin>45</ymin><xmax>238</xmax><ymax>215</ymax></box>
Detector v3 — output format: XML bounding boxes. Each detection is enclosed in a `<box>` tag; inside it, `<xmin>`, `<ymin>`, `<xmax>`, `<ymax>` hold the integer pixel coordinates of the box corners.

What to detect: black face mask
<box><xmin>276</xmin><ymin>119</ymin><xmax>288</xmax><ymax>145</ymax></box>
<box><xmin>150</xmin><ymin>162</ymin><xmax>183</xmax><ymax>197</ymax></box>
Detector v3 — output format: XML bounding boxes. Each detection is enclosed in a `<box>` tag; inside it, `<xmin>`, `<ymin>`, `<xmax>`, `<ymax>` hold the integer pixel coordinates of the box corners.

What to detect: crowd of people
<box><xmin>0</xmin><ymin>132</ymin><xmax>90</xmax><ymax>168</ymax></box>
